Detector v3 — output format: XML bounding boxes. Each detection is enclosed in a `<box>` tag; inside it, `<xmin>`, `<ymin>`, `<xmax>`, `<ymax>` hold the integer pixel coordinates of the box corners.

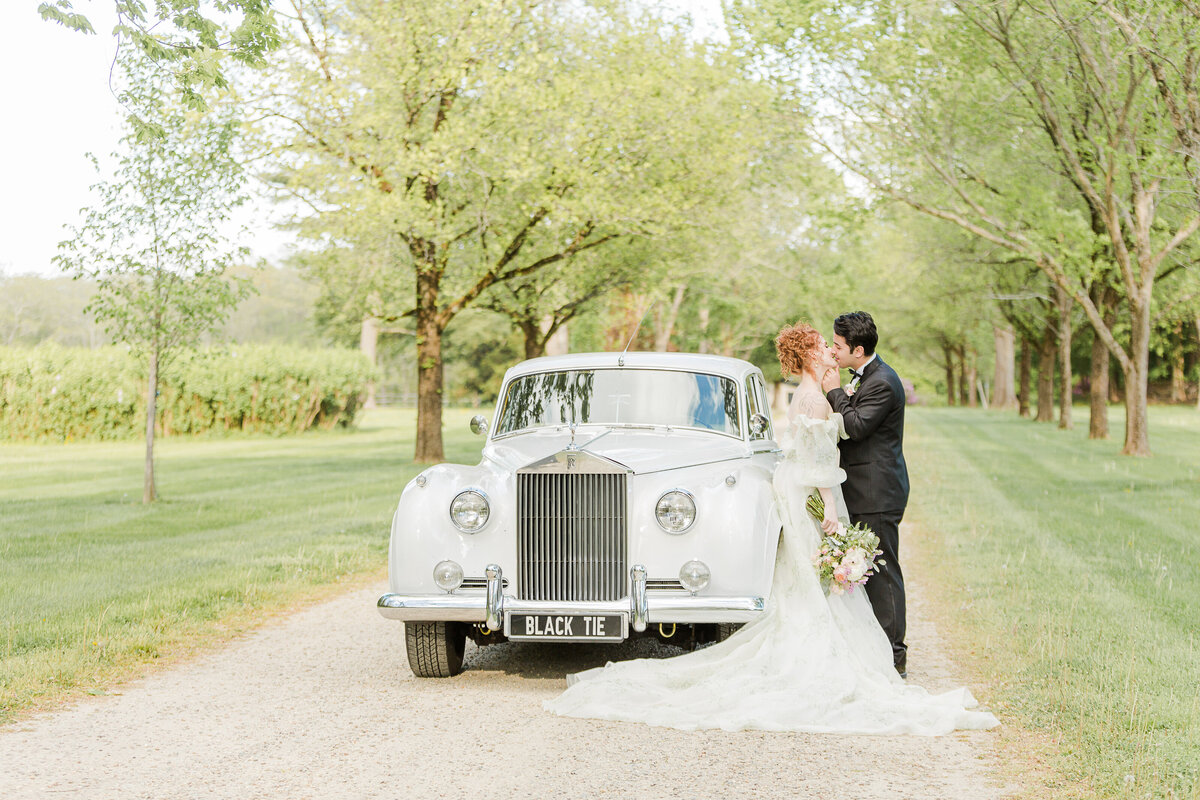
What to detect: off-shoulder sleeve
<box><xmin>785</xmin><ymin>415</ymin><xmax>846</xmax><ymax>489</ymax></box>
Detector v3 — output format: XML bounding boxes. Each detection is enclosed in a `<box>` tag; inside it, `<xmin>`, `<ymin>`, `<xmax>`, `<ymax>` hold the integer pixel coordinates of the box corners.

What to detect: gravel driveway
<box><xmin>0</xmin><ymin>566</ymin><xmax>1007</xmax><ymax>800</ymax></box>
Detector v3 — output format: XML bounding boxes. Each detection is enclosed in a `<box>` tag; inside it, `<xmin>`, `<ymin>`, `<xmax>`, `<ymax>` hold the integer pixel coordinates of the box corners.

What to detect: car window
<box><xmin>496</xmin><ymin>369</ymin><xmax>741</xmax><ymax>437</ymax></box>
<box><xmin>745</xmin><ymin>375</ymin><xmax>774</xmax><ymax>441</ymax></box>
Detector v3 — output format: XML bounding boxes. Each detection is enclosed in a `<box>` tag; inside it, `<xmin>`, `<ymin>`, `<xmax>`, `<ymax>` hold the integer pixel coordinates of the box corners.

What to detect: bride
<box><xmin>544</xmin><ymin>323</ymin><xmax>1000</xmax><ymax>735</ymax></box>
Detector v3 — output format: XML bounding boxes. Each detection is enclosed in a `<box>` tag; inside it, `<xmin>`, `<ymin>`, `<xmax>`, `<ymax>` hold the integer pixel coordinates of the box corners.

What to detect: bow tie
<box><xmin>850</xmin><ymin>369</ymin><xmax>864</xmax><ymax>381</ymax></box>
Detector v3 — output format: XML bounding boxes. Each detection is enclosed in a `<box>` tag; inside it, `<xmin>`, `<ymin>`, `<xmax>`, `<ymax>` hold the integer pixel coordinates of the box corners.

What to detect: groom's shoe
<box><xmin>895</xmin><ymin>655</ymin><xmax>907</xmax><ymax>680</ymax></box>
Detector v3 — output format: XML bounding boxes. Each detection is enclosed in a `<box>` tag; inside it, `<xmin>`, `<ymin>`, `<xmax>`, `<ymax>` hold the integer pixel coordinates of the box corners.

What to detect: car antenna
<box><xmin>619</xmin><ymin>301</ymin><xmax>655</xmax><ymax>367</ymax></box>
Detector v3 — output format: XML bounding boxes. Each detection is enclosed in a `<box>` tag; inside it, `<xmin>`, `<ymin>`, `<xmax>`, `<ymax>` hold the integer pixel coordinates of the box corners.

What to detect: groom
<box><xmin>820</xmin><ymin>311</ymin><xmax>910</xmax><ymax>678</ymax></box>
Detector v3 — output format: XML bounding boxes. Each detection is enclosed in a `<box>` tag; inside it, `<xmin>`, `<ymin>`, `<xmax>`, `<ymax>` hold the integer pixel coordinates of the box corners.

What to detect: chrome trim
<box><xmin>630</xmin><ymin>564</ymin><xmax>648</xmax><ymax>632</ymax></box>
<box><xmin>518</xmin><ymin>448</ymin><xmax>631</xmax><ymax>475</ymax></box>
<box><xmin>376</xmin><ymin>592</ymin><xmax>766</xmax><ymax>624</ymax></box>
<box><xmin>469</xmin><ymin>415</ymin><xmax>489</xmax><ymax>436</ymax></box>
<box><xmin>377</xmin><ymin>593</ymin><xmax>487</xmax><ymax>622</ymax></box>
<box><xmin>460</xmin><ymin>577</ymin><xmax>509</xmax><ymax>590</ymax></box>
<box><xmin>655</xmin><ymin>488</ymin><xmax>697</xmax><ymax>534</ymax></box>
<box><xmin>645</xmin><ymin>595</ymin><xmax>765</xmax><ymax>623</ymax></box>
<box><xmin>485</xmin><ymin>564</ymin><xmax>503</xmax><ymax>631</ymax></box>
<box><xmin>646</xmin><ymin>578</ymin><xmax>687</xmax><ymax>592</ymax></box>
<box><xmin>449</xmin><ymin>488</ymin><xmax>490</xmax><ymax>533</ymax></box>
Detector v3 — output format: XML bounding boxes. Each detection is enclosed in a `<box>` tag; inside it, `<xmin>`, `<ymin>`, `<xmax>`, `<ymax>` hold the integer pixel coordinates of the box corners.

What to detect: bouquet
<box><xmin>806</xmin><ymin>492</ymin><xmax>885</xmax><ymax>595</ymax></box>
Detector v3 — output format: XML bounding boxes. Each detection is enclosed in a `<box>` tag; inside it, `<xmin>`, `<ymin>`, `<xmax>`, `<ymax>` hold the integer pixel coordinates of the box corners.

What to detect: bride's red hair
<box><xmin>775</xmin><ymin>322</ymin><xmax>822</xmax><ymax>378</ymax></box>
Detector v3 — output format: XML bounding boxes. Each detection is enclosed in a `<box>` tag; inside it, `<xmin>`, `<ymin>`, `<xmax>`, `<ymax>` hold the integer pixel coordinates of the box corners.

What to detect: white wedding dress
<box><xmin>544</xmin><ymin>410</ymin><xmax>1000</xmax><ymax>735</ymax></box>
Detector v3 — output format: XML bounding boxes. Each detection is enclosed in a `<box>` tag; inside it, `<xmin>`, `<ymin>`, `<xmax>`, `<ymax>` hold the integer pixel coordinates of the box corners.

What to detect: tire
<box><xmin>405</xmin><ymin>621</ymin><xmax>466</xmax><ymax>678</ymax></box>
<box><xmin>716</xmin><ymin>623</ymin><xmax>742</xmax><ymax>643</ymax></box>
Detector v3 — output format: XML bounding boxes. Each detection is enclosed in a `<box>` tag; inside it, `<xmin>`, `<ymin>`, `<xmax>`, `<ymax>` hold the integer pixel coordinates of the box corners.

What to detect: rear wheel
<box><xmin>405</xmin><ymin>621</ymin><xmax>466</xmax><ymax>677</ymax></box>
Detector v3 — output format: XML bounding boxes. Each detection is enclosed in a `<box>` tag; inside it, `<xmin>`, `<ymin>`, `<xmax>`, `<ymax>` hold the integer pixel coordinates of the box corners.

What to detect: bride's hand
<box><xmin>820</xmin><ymin>367</ymin><xmax>841</xmax><ymax>394</ymax></box>
<box><xmin>821</xmin><ymin>506</ymin><xmax>838</xmax><ymax>535</ymax></box>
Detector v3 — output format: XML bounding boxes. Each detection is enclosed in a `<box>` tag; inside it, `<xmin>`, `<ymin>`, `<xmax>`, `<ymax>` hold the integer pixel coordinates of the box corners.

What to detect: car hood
<box><xmin>482</xmin><ymin>428</ymin><xmax>760</xmax><ymax>475</ymax></box>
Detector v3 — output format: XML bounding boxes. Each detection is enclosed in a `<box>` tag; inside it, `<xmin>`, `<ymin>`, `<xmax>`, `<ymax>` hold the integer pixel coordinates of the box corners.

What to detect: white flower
<box><xmin>842</xmin><ymin>548</ymin><xmax>869</xmax><ymax>581</ymax></box>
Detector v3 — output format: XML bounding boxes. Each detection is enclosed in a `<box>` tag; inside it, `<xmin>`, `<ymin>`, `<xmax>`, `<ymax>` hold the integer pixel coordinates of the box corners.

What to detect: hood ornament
<box><xmin>567</xmin><ymin>422</ymin><xmax>578</xmax><ymax>450</ymax></box>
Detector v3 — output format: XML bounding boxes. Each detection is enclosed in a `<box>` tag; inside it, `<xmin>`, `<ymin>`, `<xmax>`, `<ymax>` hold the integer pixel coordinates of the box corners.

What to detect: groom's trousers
<box><xmin>851</xmin><ymin>510</ymin><xmax>907</xmax><ymax>669</ymax></box>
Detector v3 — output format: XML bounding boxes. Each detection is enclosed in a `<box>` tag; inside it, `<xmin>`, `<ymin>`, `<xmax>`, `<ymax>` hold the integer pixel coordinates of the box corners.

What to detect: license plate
<box><xmin>506</xmin><ymin>613</ymin><xmax>626</xmax><ymax>642</ymax></box>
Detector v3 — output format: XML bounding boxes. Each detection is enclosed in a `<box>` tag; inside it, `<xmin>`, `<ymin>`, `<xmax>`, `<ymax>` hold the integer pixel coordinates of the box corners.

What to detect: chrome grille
<box><xmin>517</xmin><ymin>472</ymin><xmax>627</xmax><ymax>601</ymax></box>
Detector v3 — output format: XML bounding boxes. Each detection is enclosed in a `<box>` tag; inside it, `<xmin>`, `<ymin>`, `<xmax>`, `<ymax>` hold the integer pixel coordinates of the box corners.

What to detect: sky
<box><xmin>0</xmin><ymin>1</ymin><xmax>725</xmax><ymax>279</ymax></box>
<box><xmin>0</xmin><ymin>3</ymin><xmax>125</xmax><ymax>277</ymax></box>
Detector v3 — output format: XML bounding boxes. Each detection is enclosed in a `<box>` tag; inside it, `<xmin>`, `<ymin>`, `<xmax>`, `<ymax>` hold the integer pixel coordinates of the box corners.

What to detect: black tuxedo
<box><xmin>826</xmin><ymin>354</ymin><xmax>909</xmax><ymax>669</ymax></box>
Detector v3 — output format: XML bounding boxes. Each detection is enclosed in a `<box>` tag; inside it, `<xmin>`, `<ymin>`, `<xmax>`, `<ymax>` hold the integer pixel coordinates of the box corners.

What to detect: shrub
<box><xmin>0</xmin><ymin>344</ymin><xmax>376</xmax><ymax>441</ymax></box>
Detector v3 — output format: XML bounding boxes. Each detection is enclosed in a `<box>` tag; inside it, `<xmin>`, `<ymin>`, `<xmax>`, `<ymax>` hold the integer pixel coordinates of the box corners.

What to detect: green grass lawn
<box><xmin>906</xmin><ymin>405</ymin><xmax>1200</xmax><ymax>800</ymax></box>
<box><xmin>0</xmin><ymin>408</ymin><xmax>485</xmax><ymax>722</ymax></box>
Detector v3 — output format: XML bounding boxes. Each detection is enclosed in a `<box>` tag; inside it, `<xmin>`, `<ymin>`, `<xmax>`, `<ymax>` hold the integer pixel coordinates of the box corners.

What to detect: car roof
<box><xmin>502</xmin><ymin>352</ymin><xmax>764</xmax><ymax>382</ymax></box>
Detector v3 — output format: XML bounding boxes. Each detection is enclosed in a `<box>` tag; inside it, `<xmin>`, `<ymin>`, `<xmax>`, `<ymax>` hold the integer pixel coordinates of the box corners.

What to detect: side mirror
<box><xmin>749</xmin><ymin>413</ymin><xmax>769</xmax><ymax>437</ymax></box>
<box><xmin>470</xmin><ymin>415</ymin><xmax>489</xmax><ymax>436</ymax></box>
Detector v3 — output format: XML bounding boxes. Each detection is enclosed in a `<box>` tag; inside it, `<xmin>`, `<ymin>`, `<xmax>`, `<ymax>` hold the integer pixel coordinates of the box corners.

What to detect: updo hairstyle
<box><xmin>775</xmin><ymin>322</ymin><xmax>823</xmax><ymax>379</ymax></box>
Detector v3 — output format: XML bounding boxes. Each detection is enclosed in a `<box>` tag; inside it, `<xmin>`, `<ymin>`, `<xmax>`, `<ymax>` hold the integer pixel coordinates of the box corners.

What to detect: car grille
<box><xmin>517</xmin><ymin>472</ymin><xmax>627</xmax><ymax>601</ymax></box>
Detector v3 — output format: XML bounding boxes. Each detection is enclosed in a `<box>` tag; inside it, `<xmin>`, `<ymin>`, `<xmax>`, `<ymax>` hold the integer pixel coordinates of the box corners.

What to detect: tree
<box><xmin>38</xmin><ymin>0</ymin><xmax>278</xmax><ymax>120</ymax></box>
<box><xmin>56</xmin><ymin>53</ymin><xmax>250</xmax><ymax>502</ymax></box>
<box><xmin>259</xmin><ymin>0</ymin><xmax>772</xmax><ymax>461</ymax></box>
<box><xmin>734</xmin><ymin>0</ymin><xmax>1200</xmax><ymax>454</ymax></box>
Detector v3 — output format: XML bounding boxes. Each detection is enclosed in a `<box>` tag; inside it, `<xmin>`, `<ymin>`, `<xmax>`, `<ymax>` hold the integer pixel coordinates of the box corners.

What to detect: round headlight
<box><xmin>450</xmin><ymin>489</ymin><xmax>490</xmax><ymax>532</ymax></box>
<box><xmin>655</xmin><ymin>489</ymin><xmax>696</xmax><ymax>533</ymax></box>
<box><xmin>679</xmin><ymin>560</ymin><xmax>710</xmax><ymax>594</ymax></box>
<box><xmin>433</xmin><ymin>560</ymin><xmax>464</xmax><ymax>592</ymax></box>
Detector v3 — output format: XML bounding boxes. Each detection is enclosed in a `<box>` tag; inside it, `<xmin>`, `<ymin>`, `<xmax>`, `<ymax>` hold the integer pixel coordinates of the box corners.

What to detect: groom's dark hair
<box><xmin>834</xmin><ymin>311</ymin><xmax>878</xmax><ymax>356</ymax></box>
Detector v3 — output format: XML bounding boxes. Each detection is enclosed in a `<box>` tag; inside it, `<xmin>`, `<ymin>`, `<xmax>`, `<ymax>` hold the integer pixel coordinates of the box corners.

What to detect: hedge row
<box><xmin>0</xmin><ymin>345</ymin><xmax>377</xmax><ymax>441</ymax></box>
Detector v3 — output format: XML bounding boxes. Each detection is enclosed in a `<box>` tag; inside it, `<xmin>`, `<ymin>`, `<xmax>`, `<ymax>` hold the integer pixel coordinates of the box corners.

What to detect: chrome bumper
<box><xmin>377</xmin><ymin>564</ymin><xmax>765</xmax><ymax>628</ymax></box>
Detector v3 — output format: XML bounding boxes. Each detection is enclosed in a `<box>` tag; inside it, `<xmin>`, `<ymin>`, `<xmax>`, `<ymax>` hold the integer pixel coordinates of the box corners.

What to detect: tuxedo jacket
<box><xmin>825</xmin><ymin>355</ymin><xmax>910</xmax><ymax>515</ymax></box>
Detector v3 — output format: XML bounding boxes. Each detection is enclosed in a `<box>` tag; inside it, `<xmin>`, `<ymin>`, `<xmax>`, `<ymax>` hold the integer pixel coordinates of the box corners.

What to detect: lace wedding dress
<box><xmin>543</xmin><ymin>411</ymin><xmax>1000</xmax><ymax>735</ymax></box>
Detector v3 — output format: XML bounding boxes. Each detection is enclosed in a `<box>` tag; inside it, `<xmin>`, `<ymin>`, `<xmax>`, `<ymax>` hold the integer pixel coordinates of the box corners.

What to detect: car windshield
<box><xmin>495</xmin><ymin>368</ymin><xmax>741</xmax><ymax>437</ymax></box>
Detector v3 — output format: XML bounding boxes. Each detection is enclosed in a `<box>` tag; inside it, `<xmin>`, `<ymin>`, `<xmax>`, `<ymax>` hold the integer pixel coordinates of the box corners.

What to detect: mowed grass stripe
<box><xmin>0</xmin><ymin>408</ymin><xmax>484</xmax><ymax>722</ymax></box>
<box><xmin>906</xmin><ymin>406</ymin><xmax>1199</xmax><ymax>799</ymax></box>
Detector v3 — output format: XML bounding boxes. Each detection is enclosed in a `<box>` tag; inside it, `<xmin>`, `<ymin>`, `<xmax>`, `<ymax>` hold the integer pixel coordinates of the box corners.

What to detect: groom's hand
<box><xmin>821</xmin><ymin>367</ymin><xmax>842</xmax><ymax>395</ymax></box>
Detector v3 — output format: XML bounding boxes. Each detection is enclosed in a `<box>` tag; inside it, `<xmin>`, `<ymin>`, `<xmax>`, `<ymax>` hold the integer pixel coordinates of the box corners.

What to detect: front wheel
<box><xmin>405</xmin><ymin>621</ymin><xmax>466</xmax><ymax>677</ymax></box>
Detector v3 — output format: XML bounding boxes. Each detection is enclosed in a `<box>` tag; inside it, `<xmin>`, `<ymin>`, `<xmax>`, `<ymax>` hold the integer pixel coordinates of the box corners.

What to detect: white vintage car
<box><xmin>377</xmin><ymin>352</ymin><xmax>783</xmax><ymax>677</ymax></box>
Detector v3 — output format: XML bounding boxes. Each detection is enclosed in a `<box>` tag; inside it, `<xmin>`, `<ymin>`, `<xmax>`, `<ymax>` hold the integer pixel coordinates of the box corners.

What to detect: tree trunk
<box><xmin>143</xmin><ymin>348</ymin><xmax>158</xmax><ymax>504</ymax></box>
<box><xmin>1196</xmin><ymin>314</ymin><xmax>1200</xmax><ymax>411</ymax></box>
<box><xmin>943</xmin><ymin>345</ymin><xmax>956</xmax><ymax>406</ymax></box>
<box><xmin>992</xmin><ymin>325</ymin><xmax>1017</xmax><ymax>410</ymax></box>
<box><xmin>966</xmin><ymin>348</ymin><xmax>978</xmax><ymax>408</ymax></box>
<box><xmin>543</xmin><ymin>318</ymin><xmax>569</xmax><ymax>356</ymax></box>
<box><xmin>519</xmin><ymin>319</ymin><xmax>543</xmax><ymax>360</ymax></box>
<box><xmin>1089</xmin><ymin>328</ymin><xmax>1110</xmax><ymax>440</ymax></box>
<box><xmin>1036</xmin><ymin>323</ymin><xmax>1056</xmax><ymax>423</ymax></box>
<box><xmin>697</xmin><ymin>305</ymin><xmax>710</xmax><ymax>354</ymax></box>
<box><xmin>1018</xmin><ymin>337</ymin><xmax>1032</xmax><ymax>417</ymax></box>
<box><xmin>1170</xmin><ymin>322</ymin><xmax>1187</xmax><ymax>403</ymax></box>
<box><xmin>1088</xmin><ymin>286</ymin><xmax>1115</xmax><ymax>439</ymax></box>
<box><xmin>360</xmin><ymin>315</ymin><xmax>380</xmax><ymax>410</ymax></box>
<box><xmin>654</xmin><ymin>285</ymin><xmax>686</xmax><ymax>352</ymax></box>
<box><xmin>1055</xmin><ymin>285</ymin><xmax>1073</xmax><ymax>430</ymax></box>
<box><xmin>1121</xmin><ymin>298</ymin><xmax>1152</xmax><ymax>456</ymax></box>
<box><xmin>718</xmin><ymin>323</ymin><xmax>734</xmax><ymax>357</ymax></box>
<box><xmin>414</xmin><ymin>270</ymin><xmax>446</xmax><ymax>463</ymax></box>
<box><xmin>957</xmin><ymin>345</ymin><xmax>970</xmax><ymax>406</ymax></box>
